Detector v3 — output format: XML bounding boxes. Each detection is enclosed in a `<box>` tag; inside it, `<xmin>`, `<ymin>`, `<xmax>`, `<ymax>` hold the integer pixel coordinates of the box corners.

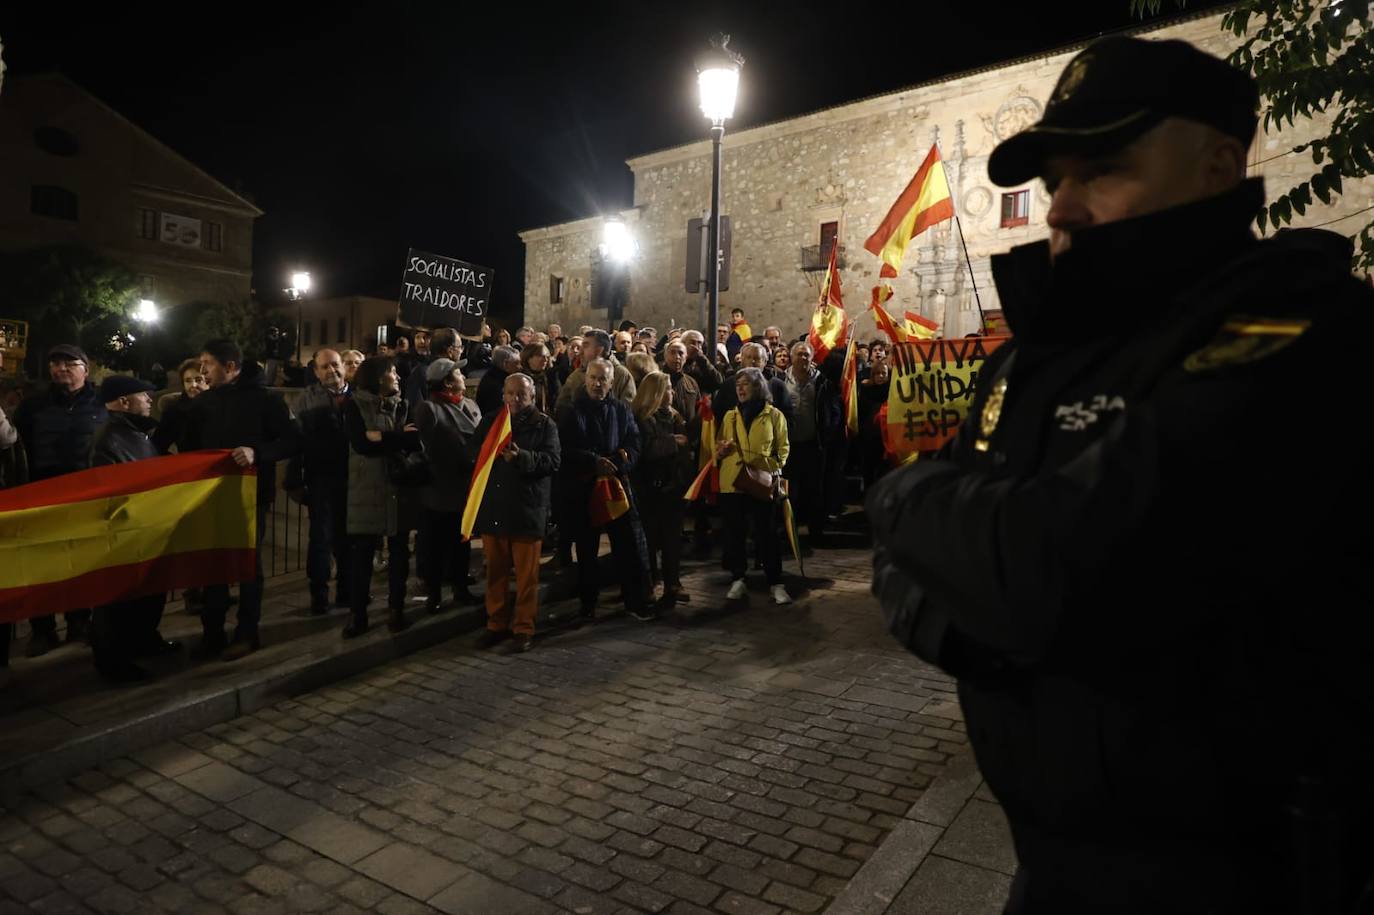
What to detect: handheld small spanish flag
<box><xmin>588</xmin><ymin>475</ymin><xmax>631</xmax><ymax>527</ymax></box>
<box><xmin>693</xmin><ymin>395</ymin><xmax>719</xmax><ymax>504</ymax></box>
<box><xmin>0</xmin><ymin>451</ymin><xmax>257</xmax><ymax>622</ymax></box>
<box><xmin>904</xmin><ymin>311</ymin><xmax>940</xmax><ymax>341</ymax></box>
<box><xmin>808</xmin><ymin>240</ymin><xmax>848</xmax><ymax>363</ymax></box>
<box><xmin>461</xmin><ymin>405</ymin><xmax>512</xmax><ymax>542</ymax></box>
<box><xmin>840</xmin><ymin>326</ymin><xmax>859</xmax><ymax>438</ymax></box>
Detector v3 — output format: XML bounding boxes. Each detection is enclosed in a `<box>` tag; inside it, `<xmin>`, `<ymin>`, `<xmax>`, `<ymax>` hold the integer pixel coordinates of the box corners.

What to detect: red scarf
<box><xmin>434</xmin><ymin>391</ymin><xmax>464</xmax><ymax>406</ymax></box>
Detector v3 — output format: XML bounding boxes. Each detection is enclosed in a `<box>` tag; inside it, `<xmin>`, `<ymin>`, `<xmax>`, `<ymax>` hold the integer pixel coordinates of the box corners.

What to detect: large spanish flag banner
<box><xmin>885</xmin><ymin>335</ymin><xmax>1012</xmax><ymax>459</ymax></box>
<box><xmin>461</xmin><ymin>406</ymin><xmax>512</xmax><ymax>542</ymax></box>
<box><xmin>0</xmin><ymin>451</ymin><xmax>257</xmax><ymax>623</ymax></box>
<box><xmin>864</xmin><ymin>145</ymin><xmax>955</xmax><ymax>279</ymax></box>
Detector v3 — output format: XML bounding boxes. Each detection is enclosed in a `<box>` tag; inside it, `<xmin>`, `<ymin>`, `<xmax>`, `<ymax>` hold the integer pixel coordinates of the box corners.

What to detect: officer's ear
<box><xmin>1198</xmin><ymin>128</ymin><xmax>1248</xmax><ymax>196</ymax></box>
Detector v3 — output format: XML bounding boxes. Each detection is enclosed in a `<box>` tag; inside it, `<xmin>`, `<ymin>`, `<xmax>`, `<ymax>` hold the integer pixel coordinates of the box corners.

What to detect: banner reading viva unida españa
<box><xmin>885</xmin><ymin>335</ymin><xmax>1011</xmax><ymax>457</ymax></box>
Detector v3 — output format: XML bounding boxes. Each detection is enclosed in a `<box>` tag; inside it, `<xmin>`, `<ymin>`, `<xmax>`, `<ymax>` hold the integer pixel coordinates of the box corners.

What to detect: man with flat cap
<box><xmin>868</xmin><ymin>36</ymin><xmax>1374</xmax><ymax>913</ymax></box>
<box><xmin>89</xmin><ymin>374</ymin><xmax>180</xmax><ymax>682</ymax></box>
<box><xmin>13</xmin><ymin>344</ymin><xmax>107</xmax><ymax>655</ymax></box>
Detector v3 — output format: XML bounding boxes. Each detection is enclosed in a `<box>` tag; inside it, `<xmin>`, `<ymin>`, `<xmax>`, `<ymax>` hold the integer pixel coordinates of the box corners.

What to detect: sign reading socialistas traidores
<box><xmin>399</xmin><ymin>249</ymin><xmax>493</xmax><ymax>337</ymax></box>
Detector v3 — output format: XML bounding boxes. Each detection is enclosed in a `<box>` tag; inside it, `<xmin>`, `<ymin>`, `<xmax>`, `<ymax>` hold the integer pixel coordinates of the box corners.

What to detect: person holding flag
<box><xmin>466</xmin><ymin>373</ymin><xmax>560</xmax><ymax>653</ymax></box>
<box><xmin>808</xmin><ymin>240</ymin><xmax>849</xmax><ymax>364</ymax></box>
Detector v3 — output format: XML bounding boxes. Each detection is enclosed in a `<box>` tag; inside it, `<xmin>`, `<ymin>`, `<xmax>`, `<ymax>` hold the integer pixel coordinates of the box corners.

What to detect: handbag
<box><xmin>388</xmin><ymin>448</ymin><xmax>431</xmax><ymax>486</ymax></box>
<box><xmin>731</xmin><ymin>413</ymin><xmax>778</xmax><ymax>502</ymax></box>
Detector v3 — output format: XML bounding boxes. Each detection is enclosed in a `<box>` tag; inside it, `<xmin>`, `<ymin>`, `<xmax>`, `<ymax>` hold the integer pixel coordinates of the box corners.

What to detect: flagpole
<box><xmin>936</xmin><ymin>143</ymin><xmax>988</xmax><ymax>335</ymax></box>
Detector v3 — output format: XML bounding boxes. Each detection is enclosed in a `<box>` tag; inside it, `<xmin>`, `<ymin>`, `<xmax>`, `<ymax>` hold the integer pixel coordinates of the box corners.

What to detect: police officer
<box><xmin>868</xmin><ymin>37</ymin><xmax>1373</xmax><ymax>913</ymax></box>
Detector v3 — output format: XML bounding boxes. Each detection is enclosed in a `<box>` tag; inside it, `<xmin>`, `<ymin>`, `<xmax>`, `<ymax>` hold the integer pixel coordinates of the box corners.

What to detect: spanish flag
<box><xmin>684</xmin><ymin>396</ymin><xmax>718</xmax><ymax>503</ymax></box>
<box><xmin>904</xmin><ymin>311</ymin><xmax>940</xmax><ymax>341</ymax></box>
<box><xmin>808</xmin><ymin>241</ymin><xmax>848</xmax><ymax>363</ymax></box>
<box><xmin>0</xmin><ymin>451</ymin><xmax>257</xmax><ymax>622</ymax></box>
<box><xmin>460</xmin><ymin>405</ymin><xmax>512</xmax><ymax>541</ymax></box>
<box><xmin>870</xmin><ymin>291</ymin><xmax>907</xmax><ymax>344</ymax></box>
<box><xmin>864</xmin><ymin>145</ymin><xmax>955</xmax><ymax>278</ymax></box>
<box><xmin>840</xmin><ymin>325</ymin><xmax>859</xmax><ymax>438</ymax></box>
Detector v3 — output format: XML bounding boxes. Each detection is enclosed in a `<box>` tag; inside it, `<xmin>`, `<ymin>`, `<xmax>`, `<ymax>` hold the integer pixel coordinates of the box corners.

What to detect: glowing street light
<box><xmin>601</xmin><ymin>219</ymin><xmax>637</xmax><ymax>264</ymax></box>
<box><xmin>290</xmin><ymin>272</ymin><xmax>312</xmax><ymax>298</ymax></box>
<box><xmin>133</xmin><ymin>298</ymin><xmax>159</xmax><ymax>324</ymax></box>
<box><xmin>696</xmin><ymin>35</ymin><xmax>743</xmax><ymax>350</ymax></box>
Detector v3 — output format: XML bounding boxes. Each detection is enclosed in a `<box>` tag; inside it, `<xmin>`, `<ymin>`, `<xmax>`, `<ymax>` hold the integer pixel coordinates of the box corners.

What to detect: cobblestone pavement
<box><xmin>0</xmin><ymin>545</ymin><xmax>968</xmax><ymax>914</ymax></box>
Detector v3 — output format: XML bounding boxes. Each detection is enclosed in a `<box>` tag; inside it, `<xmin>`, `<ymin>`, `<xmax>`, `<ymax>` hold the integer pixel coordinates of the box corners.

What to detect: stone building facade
<box><xmin>0</xmin><ymin>74</ymin><xmax>262</xmax><ymax>314</ymax></box>
<box><xmin>521</xmin><ymin>10</ymin><xmax>1373</xmax><ymax>341</ymax></box>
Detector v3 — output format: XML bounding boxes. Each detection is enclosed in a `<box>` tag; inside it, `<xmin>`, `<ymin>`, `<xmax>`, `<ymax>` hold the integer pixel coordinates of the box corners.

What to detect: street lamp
<box><xmin>134</xmin><ymin>298</ymin><xmax>159</xmax><ymax>325</ymax></box>
<box><xmin>601</xmin><ymin>219</ymin><xmax>637</xmax><ymax>264</ymax></box>
<box><xmin>132</xmin><ymin>298</ymin><xmax>159</xmax><ymax>377</ymax></box>
<box><xmin>696</xmin><ymin>35</ymin><xmax>743</xmax><ymax>347</ymax></box>
<box><xmin>285</xmin><ymin>271</ymin><xmax>312</xmax><ymax>364</ymax></box>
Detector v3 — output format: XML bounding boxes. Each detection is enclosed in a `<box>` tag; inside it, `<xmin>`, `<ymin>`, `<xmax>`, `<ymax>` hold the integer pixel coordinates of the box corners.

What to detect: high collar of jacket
<box><xmin>110</xmin><ymin>411</ymin><xmax>157</xmax><ymax>434</ymax></box>
<box><xmin>991</xmin><ymin>178</ymin><xmax>1263</xmax><ymax>343</ymax></box>
<box><xmin>353</xmin><ymin>389</ymin><xmax>399</xmax><ymax>411</ymax></box>
<box><xmin>51</xmin><ymin>381</ymin><xmax>97</xmax><ymax>405</ymax></box>
<box><xmin>228</xmin><ymin>360</ymin><xmax>267</xmax><ymax>390</ymax></box>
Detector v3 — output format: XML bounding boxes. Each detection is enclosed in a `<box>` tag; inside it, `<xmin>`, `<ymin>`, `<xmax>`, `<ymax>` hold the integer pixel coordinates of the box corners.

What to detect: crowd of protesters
<box><xmin>0</xmin><ymin>307</ymin><xmax>905</xmax><ymax>684</ymax></box>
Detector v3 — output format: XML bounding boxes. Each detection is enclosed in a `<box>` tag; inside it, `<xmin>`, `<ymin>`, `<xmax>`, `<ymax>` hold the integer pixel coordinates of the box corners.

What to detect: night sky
<box><xmin>3</xmin><ymin>1</ymin><xmax>1230</xmax><ymax>328</ymax></box>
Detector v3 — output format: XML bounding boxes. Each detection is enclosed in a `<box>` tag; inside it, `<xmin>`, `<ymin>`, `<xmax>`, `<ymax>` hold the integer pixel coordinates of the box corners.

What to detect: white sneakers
<box><xmin>727</xmin><ymin>580</ymin><xmax>792</xmax><ymax>605</ymax></box>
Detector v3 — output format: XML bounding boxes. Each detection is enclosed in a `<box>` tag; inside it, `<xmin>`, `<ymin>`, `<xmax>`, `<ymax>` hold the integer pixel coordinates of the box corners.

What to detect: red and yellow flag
<box><xmin>0</xmin><ymin>451</ymin><xmax>257</xmax><ymax>622</ymax></box>
<box><xmin>904</xmin><ymin>311</ymin><xmax>940</xmax><ymax>341</ymax></box>
<box><xmin>808</xmin><ymin>241</ymin><xmax>848</xmax><ymax>363</ymax></box>
<box><xmin>461</xmin><ymin>405</ymin><xmax>512</xmax><ymax>541</ymax></box>
<box><xmin>864</xmin><ymin>145</ymin><xmax>955</xmax><ymax>278</ymax></box>
<box><xmin>840</xmin><ymin>324</ymin><xmax>859</xmax><ymax>438</ymax></box>
<box><xmin>685</xmin><ymin>395</ymin><xmax>719</xmax><ymax>503</ymax></box>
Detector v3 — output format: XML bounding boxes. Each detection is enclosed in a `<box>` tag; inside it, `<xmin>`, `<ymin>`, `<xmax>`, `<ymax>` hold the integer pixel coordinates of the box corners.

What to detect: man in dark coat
<box><xmin>13</xmin><ymin>344</ymin><xmax>106</xmax><ymax>655</ymax></box>
<box><xmin>868</xmin><ymin>37</ymin><xmax>1374</xmax><ymax>913</ymax></box>
<box><xmin>471</xmin><ymin>373</ymin><xmax>560</xmax><ymax>652</ymax></box>
<box><xmin>285</xmin><ymin>348</ymin><xmax>353</xmax><ymax>614</ymax></box>
<box><xmin>476</xmin><ymin>345</ymin><xmax>519</xmax><ymax>416</ymax></box>
<box><xmin>557</xmin><ymin>359</ymin><xmax>649</xmax><ymax>619</ymax></box>
<box><xmin>184</xmin><ymin>339</ymin><xmax>300</xmax><ymax>660</ymax></box>
<box><xmin>89</xmin><ymin>375</ymin><xmax>179</xmax><ymax>681</ymax></box>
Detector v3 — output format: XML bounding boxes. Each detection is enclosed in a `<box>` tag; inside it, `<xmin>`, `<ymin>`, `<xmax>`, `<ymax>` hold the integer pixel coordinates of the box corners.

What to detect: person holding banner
<box><xmin>558</xmin><ymin>359</ymin><xmax>650</xmax><ymax>621</ymax></box>
<box><xmin>868</xmin><ymin>36</ymin><xmax>1374</xmax><ymax>912</ymax></box>
<box><xmin>186</xmin><ymin>339</ymin><xmax>300</xmax><ymax>661</ymax></box>
<box><xmin>89</xmin><ymin>374</ymin><xmax>180</xmax><ymax>682</ymax></box>
<box><xmin>716</xmin><ymin>367</ymin><xmax>791</xmax><ymax>607</ymax></box>
<box><xmin>469</xmin><ymin>373</ymin><xmax>560</xmax><ymax>653</ymax></box>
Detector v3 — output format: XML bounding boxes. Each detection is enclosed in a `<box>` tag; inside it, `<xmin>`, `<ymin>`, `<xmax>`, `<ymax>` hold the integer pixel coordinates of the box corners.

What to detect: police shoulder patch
<box><xmin>1182</xmin><ymin>316</ymin><xmax>1311</xmax><ymax>373</ymax></box>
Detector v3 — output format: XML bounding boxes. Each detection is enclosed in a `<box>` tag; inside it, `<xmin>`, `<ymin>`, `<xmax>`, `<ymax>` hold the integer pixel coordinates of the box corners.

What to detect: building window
<box><xmin>139</xmin><ymin>209</ymin><xmax>158</xmax><ymax>239</ymax></box>
<box><xmin>204</xmin><ymin>221</ymin><xmax>223</xmax><ymax>252</ymax></box>
<box><xmin>139</xmin><ymin>275</ymin><xmax>157</xmax><ymax>298</ymax></box>
<box><xmin>1000</xmin><ymin>190</ymin><xmax>1030</xmax><ymax>228</ymax></box>
<box><xmin>34</xmin><ymin>126</ymin><xmax>81</xmax><ymax>157</ymax></box>
<box><xmin>550</xmin><ymin>274</ymin><xmax>565</xmax><ymax>305</ymax></box>
<box><xmin>319</xmin><ymin>319</ymin><xmax>328</xmax><ymax>346</ymax></box>
<box><xmin>819</xmin><ymin>220</ymin><xmax>839</xmax><ymax>258</ymax></box>
<box><xmin>31</xmin><ymin>185</ymin><xmax>78</xmax><ymax>221</ymax></box>
<box><xmin>337</xmin><ymin>317</ymin><xmax>347</xmax><ymax>343</ymax></box>
<box><xmin>302</xmin><ymin>322</ymin><xmax>312</xmax><ymax>347</ymax></box>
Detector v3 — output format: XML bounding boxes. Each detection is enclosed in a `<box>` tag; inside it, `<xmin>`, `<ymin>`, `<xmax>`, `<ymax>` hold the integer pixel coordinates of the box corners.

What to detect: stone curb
<box><xmin>825</xmin><ymin>750</ymin><xmax>984</xmax><ymax>915</ymax></box>
<box><xmin>0</xmin><ymin>606</ymin><xmax>488</xmax><ymax>799</ymax></box>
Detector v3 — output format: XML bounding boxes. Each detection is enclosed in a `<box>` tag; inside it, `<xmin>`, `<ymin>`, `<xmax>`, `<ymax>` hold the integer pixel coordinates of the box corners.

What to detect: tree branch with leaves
<box><xmin>1131</xmin><ymin>0</ymin><xmax>1373</xmax><ymax>269</ymax></box>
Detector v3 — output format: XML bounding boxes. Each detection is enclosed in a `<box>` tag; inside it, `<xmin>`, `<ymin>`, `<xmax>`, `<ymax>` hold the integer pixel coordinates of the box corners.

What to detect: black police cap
<box><xmin>988</xmin><ymin>36</ymin><xmax>1259</xmax><ymax>187</ymax></box>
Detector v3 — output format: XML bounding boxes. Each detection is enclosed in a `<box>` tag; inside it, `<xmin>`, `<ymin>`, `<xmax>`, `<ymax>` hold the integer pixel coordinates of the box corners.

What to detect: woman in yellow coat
<box><xmin>715</xmin><ymin>367</ymin><xmax>792</xmax><ymax>606</ymax></box>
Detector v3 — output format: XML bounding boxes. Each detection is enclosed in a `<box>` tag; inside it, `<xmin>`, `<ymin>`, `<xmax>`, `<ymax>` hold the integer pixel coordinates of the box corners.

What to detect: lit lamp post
<box><xmin>600</xmin><ymin>218</ymin><xmax>637</xmax><ymax>326</ymax></box>
<box><xmin>132</xmin><ymin>298</ymin><xmax>159</xmax><ymax>378</ymax></box>
<box><xmin>696</xmin><ymin>35</ymin><xmax>743</xmax><ymax>348</ymax></box>
<box><xmin>285</xmin><ymin>271</ymin><xmax>312</xmax><ymax>363</ymax></box>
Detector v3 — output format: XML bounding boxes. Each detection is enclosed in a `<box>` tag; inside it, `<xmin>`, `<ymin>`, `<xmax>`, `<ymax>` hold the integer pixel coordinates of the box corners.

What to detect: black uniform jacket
<box><xmin>867</xmin><ymin>180</ymin><xmax>1374</xmax><ymax>911</ymax></box>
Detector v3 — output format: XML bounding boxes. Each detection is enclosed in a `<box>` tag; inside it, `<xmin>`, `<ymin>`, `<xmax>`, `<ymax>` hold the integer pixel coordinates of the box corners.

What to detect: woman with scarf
<box><xmin>715</xmin><ymin>367</ymin><xmax>791</xmax><ymax>606</ymax></box>
<box><xmin>344</xmin><ymin>356</ymin><xmax>421</xmax><ymax>637</ymax></box>
<box><xmin>414</xmin><ymin>358</ymin><xmax>482</xmax><ymax>612</ymax></box>
<box><xmin>519</xmin><ymin>342</ymin><xmax>561</xmax><ymax>416</ymax></box>
<box><xmin>630</xmin><ymin>372</ymin><xmax>692</xmax><ymax>611</ymax></box>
